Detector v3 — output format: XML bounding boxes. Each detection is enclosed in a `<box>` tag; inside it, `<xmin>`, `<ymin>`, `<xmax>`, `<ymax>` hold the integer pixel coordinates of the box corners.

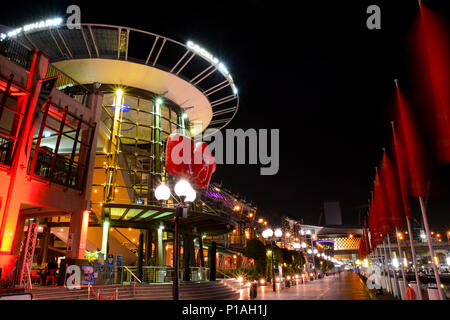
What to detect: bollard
<box><xmin>250</xmin><ymin>283</ymin><xmax>257</xmax><ymax>299</ymax></box>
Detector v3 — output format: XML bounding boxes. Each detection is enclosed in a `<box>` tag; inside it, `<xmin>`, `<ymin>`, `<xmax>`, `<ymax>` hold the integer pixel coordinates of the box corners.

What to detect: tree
<box><xmin>245</xmin><ymin>239</ymin><xmax>267</xmax><ymax>276</ymax></box>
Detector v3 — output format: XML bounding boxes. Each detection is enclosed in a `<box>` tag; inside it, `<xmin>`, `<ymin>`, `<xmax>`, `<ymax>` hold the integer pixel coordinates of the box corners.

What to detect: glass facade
<box><xmin>91</xmin><ymin>85</ymin><xmax>190</xmax><ymax>219</ymax></box>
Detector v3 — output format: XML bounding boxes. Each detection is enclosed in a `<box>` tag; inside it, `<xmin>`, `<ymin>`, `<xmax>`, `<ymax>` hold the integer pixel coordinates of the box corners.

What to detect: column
<box><xmin>66</xmin><ymin>210</ymin><xmax>89</xmax><ymax>260</ymax></box>
<box><xmin>208</xmin><ymin>241</ymin><xmax>217</xmax><ymax>281</ymax></box>
<box><xmin>137</xmin><ymin>230</ymin><xmax>144</xmax><ymax>281</ymax></box>
<box><xmin>37</xmin><ymin>224</ymin><xmax>50</xmax><ymax>266</ymax></box>
<box><xmin>0</xmin><ymin>51</ymin><xmax>48</xmax><ymax>254</ymax></box>
<box><xmin>156</xmin><ymin>226</ymin><xmax>164</xmax><ymax>266</ymax></box>
<box><xmin>183</xmin><ymin>234</ymin><xmax>191</xmax><ymax>281</ymax></box>
<box><xmin>145</xmin><ymin>228</ymin><xmax>153</xmax><ymax>264</ymax></box>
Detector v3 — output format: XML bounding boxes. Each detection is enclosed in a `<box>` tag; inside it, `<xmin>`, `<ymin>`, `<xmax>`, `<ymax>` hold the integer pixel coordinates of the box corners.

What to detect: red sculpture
<box><xmin>165</xmin><ymin>133</ymin><xmax>216</xmax><ymax>189</ymax></box>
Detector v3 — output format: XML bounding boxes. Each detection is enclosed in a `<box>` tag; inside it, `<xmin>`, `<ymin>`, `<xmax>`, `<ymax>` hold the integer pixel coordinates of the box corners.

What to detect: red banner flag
<box><xmin>364</xmin><ymin>220</ymin><xmax>370</xmax><ymax>254</ymax></box>
<box><xmin>391</xmin><ymin>125</ymin><xmax>412</xmax><ymax>219</ymax></box>
<box><xmin>414</xmin><ymin>5</ymin><xmax>450</xmax><ymax>163</ymax></box>
<box><xmin>373</xmin><ymin>168</ymin><xmax>391</xmax><ymax>235</ymax></box>
<box><xmin>395</xmin><ymin>85</ymin><xmax>429</xmax><ymax>197</ymax></box>
<box><xmin>380</xmin><ymin>151</ymin><xmax>405</xmax><ymax>228</ymax></box>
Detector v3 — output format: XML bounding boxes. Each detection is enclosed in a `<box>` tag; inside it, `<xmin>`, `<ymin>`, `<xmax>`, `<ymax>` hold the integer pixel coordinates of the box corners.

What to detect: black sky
<box><xmin>1</xmin><ymin>0</ymin><xmax>449</xmax><ymax>229</ymax></box>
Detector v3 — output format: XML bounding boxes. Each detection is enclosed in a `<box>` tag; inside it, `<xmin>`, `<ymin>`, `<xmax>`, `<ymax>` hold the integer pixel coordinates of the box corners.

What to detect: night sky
<box><xmin>1</xmin><ymin>0</ymin><xmax>448</xmax><ymax>229</ymax></box>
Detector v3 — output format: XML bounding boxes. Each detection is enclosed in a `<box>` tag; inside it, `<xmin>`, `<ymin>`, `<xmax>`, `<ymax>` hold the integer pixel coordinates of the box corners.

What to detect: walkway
<box><xmin>240</xmin><ymin>271</ymin><xmax>376</xmax><ymax>300</ymax></box>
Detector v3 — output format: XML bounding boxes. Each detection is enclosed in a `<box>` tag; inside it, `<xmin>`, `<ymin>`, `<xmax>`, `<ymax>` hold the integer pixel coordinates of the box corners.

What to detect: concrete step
<box><xmin>30</xmin><ymin>281</ymin><xmax>238</xmax><ymax>300</ymax></box>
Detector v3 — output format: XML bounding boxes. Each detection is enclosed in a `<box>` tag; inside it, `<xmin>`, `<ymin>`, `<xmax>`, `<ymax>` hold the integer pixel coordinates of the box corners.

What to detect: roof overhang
<box><xmin>53</xmin><ymin>58</ymin><xmax>212</xmax><ymax>131</ymax></box>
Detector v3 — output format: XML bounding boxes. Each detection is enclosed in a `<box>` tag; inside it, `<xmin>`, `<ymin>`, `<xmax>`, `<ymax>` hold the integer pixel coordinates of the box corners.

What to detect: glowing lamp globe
<box><xmin>174</xmin><ymin>180</ymin><xmax>192</xmax><ymax>198</ymax></box>
<box><xmin>154</xmin><ymin>184</ymin><xmax>171</xmax><ymax>201</ymax></box>
<box><xmin>185</xmin><ymin>186</ymin><xmax>197</xmax><ymax>203</ymax></box>
<box><xmin>274</xmin><ymin>229</ymin><xmax>282</xmax><ymax>237</ymax></box>
<box><xmin>301</xmin><ymin>242</ymin><xmax>307</xmax><ymax>248</ymax></box>
<box><xmin>263</xmin><ymin>229</ymin><xmax>273</xmax><ymax>239</ymax></box>
<box><xmin>293</xmin><ymin>243</ymin><xmax>300</xmax><ymax>249</ymax></box>
<box><xmin>307</xmin><ymin>249</ymin><xmax>312</xmax><ymax>254</ymax></box>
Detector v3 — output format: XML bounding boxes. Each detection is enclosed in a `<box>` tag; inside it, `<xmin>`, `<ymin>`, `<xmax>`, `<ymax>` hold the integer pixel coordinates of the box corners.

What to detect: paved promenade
<box><xmin>240</xmin><ymin>271</ymin><xmax>376</xmax><ymax>300</ymax></box>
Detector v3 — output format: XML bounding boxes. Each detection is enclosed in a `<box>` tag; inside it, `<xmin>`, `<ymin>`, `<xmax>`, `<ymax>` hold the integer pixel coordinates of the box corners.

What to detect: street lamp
<box><xmin>263</xmin><ymin>228</ymin><xmax>282</xmax><ymax>292</ymax></box>
<box><xmin>154</xmin><ymin>179</ymin><xmax>196</xmax><ymax>300</ymax></box>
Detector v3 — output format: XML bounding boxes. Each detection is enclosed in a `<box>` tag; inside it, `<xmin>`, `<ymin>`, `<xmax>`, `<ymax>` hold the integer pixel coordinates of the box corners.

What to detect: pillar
<box><xmin>66</xmin><ymin>210</ymin><xmax>89</xmax><ymax>260</ymax></box>
<box><xmin>0</xmin><ymin>51</ymin><xmax>48</xmax><ymax>254</ymax></box>
<box><xmin>11</xmin><ymin>214</ymin><xmax>27</xmax><ymax>256</ymax></box>
<box><xmin>156</xmin><ymin>226</ymin><xmax>164</xmax><ymax>266</ymax></box>
<box><xmin>137</xmin><ymin>230</ymin><xmax>144</xmax><ymax>281</ymax></box>
<box><xmin>144</xmin><ymin>228</ymin><xmax>153</xmax><ymax>264</ymax></box>
<box><xmin>208</xmin><ymin>241</ymin><xmax>216</xmax><ymax>281</ymax></box>
<box><xmin>183</xmin><ymin>234</ymin><xmax>191</xmax><ymax>281</ymax></box>
<box><xmin>37</xmin><ymin>225</ymin><xmax>50</xmax><ymax>266</ymax></box>
<box><xmin>198</xmin><ymin>236</ymin><xmax>205</xmax><ymax>268</ymax></box>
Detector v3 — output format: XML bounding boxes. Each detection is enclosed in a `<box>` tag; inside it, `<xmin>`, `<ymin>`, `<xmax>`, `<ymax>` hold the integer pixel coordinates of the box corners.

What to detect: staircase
<box><xmin>30</xmin><ymin>281</ymin><xmax>239</xmax><ymax>300</ymax></box>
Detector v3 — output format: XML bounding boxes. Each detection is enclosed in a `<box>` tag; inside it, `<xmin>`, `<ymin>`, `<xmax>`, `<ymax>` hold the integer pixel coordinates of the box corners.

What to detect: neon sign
<box><xmin>186</xmin><ymin>41</ymin><xmax>238</xmax><ymax>95</ymax></box>
<box><xmin>1</xmin><ymin>17</ymin><xmax>63</xmax><ymax>40</ymax></box>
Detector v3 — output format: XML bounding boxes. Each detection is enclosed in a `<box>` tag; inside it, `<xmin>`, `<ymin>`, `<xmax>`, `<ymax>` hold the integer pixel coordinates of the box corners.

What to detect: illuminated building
<box><xmin>0</xmin><ymin>20</ymin><xmax>257</xmax><ymax>285</ymax></box>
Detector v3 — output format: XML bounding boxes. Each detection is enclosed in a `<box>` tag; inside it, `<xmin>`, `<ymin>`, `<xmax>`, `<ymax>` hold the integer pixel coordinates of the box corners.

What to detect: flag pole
<box><xmin>395</xmin><ymin>226</ymin><xmax>407</xmax><ymax>299</ymax></box>
<box><xmin>376</xmin><ymin>247</ymin><xmax>387</xmax><ymax>293</ymax></box>
<box><xmin>406</xmin><ymin>216</ymin><xmax>423</xmax><ymax>299</ymax></box>
<box><xmin>418</xmin><ymin>196</ymin><xmax>445</xmax><ymax>300</ymax></box>
<box><xmin>382</xmin><ymin>239</ymin><xmax>393</xmax><ymax>294</ymax></box>
<box><xmin>386</xmin><ymin>233</ymin><xmax>400</xmax><ymax>299</ymax></box>
<box><xmin>390</xmin><ymin>120</ymin><xmax>423</xmax><ymax>299</ymax></box>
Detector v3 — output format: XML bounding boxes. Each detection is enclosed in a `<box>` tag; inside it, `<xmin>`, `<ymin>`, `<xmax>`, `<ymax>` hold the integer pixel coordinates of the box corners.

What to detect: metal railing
<box><xmin>45</xmin><ymin>64</ymin><xmax>91</xmax><ymax>105</ymax></box>
<box><xmin>0</xmin><ymin>38</ymin><xmax>33</xmax><ymax>70</ymax></box>
<box><xmin>117</xmin><ymin>266</ymin><xmax>210</xmax><ymax>284</ymax></box>
<box><xmin>0</xmin><ymin>135</ymin><xmax>14</xmax><ymax>166</ymax></box>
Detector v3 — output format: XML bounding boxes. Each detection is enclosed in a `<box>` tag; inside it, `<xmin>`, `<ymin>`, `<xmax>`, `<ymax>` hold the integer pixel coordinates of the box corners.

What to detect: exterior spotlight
<box><xmin>114</xmin><ymin>89</ymin><xmax>124</xmax><ymax>107</ymax></box>
<box><xmin>155</xmin><ymin>184</ymin><xmax>171</xmax><ymax>201</ymax></box>
<box><xmin>182</xmin><ymin>112</ymin><xmax>188</xmax><ymax>119</ymax></box>
<box><xmin>155</xmin><ymin>97</ymin><xmax>163</xmax><ymax>105</ymax></box>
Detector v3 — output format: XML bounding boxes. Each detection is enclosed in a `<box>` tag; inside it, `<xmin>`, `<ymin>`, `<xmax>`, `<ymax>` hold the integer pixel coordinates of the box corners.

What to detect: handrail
<box><xmin>45</xmin><ymin>64</ymin><xmax>91</xmax><ymax>103</ymax></box>
<box><xmin>123</xmin><ymin>266</ymin><xmax>142</xmax><ymax>283</ymax></box>
<box><xmin>113</xmin><ymin>228</ymin><xmax>139</xmax><ymax>250</ymax></box>
<box><xmin>0</xmin><ymin>38</ymin><xmax>33</xmax><ymax>70</ymax></box>
<box><xmin>0</xmin><ymin>266</ymin><xmax>16</xmax><ymax>287</ymax></box>
<box><xmin>216</xmin><ymin>269</ymin><xmax>233</xmax><ymax>280</ymax></box>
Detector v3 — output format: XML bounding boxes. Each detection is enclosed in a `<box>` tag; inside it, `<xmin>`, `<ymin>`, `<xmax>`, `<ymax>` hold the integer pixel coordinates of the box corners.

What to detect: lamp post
<box><xmin>311</xmin><ymin>233</ymin><xmax>318</xmax><ymax>278</ymax></box>
<box><xmin>262</xmin><ymin>228</ymin><xmax>283</xmax><ymax>292</ymax></box>
<box><xmin>154</xmin><ymin>179</ymin><xmax>196</xmax><ymax>300</ymax></box>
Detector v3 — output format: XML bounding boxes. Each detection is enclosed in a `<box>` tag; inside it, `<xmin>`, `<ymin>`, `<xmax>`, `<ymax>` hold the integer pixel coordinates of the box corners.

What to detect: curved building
<box><xmin>0</xmin><ymin>21</ymin><xmax>261</xmax><ymax>287</ymax></box>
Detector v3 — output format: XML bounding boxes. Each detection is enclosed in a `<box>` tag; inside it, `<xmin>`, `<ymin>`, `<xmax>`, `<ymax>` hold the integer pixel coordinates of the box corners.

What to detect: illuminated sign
<box><xmin>186</xmin><ymin>41</ymin><xmax>238</xmax><ymax>95</ymax></box>
<box><xmin>1</xmin><ymin>17</ymin><xmax>63</xmax><ymax>40</ymax></box>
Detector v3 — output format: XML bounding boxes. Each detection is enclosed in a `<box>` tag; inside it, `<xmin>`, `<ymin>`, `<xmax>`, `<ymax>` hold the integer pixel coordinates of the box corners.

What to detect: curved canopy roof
<box><xmin>11</xmin><ymin>23</ymin><xmax>239</xmax><ymax>132</ymax></box>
